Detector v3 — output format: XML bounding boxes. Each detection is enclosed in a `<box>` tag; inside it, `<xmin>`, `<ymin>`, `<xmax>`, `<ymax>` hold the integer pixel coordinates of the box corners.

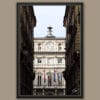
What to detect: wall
<box><xmin>34</xmin><ymin>39</ymin><xmax>65</xmax><ymax>52</ymax></box>
<box><xmin>34</xmin><ymin>38</ymin><xmax>65</xmax><ymax>88</ymax></box>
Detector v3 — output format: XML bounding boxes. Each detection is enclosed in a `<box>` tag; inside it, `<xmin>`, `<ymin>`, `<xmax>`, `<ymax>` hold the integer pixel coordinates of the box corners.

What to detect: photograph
<box><xmin>17</xmin><ymin>2</ymin><xmax>83</xmax><ymax>98</ymax></box>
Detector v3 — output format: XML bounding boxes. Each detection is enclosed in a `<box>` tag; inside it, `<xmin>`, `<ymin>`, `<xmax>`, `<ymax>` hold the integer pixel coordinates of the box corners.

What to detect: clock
<box><xmin>46</xmin><ymin>42</ymin><xmax>54</xmax><ymax>50</ymax></box>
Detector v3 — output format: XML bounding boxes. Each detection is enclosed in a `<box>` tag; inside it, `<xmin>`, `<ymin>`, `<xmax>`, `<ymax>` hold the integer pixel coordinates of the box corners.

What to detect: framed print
<box><xmin>17</xmin><ymin>2</ymin><xmax>83</xmax><ymax>98</ymax></box>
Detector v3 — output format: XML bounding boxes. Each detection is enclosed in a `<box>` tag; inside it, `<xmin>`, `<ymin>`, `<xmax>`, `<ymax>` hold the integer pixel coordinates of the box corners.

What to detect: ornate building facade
<box><xmin>33</xmin><ymin>27</ymin><xmax>66</xmax><ymax>96</ymax></box>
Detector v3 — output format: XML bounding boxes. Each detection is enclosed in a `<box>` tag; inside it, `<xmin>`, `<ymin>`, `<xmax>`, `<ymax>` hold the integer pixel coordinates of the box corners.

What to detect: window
<box><xmin>47</xmin><ymin>58</ymin><xmax>53</xmax><ymax>65</ymax></box>
<box><xmin>58</xmin><ymin>58</ymin><xmax>62</xmax><ymax>64</ymax></box>
<box><xmin>38</xmin><ymin>47</ymin><xmax>41</xmax><ymax>51</ymax></box>
<box><xmin>57</xmin><ymin>73</ymin><xmax>62</xmax><ymax>86</ymax></box>
<box><xmin>78</xmin><ymin>11</ymin><xmax>80</xmax><ymax>24</ymax></box>
<box><xmin>38</xmin><ymin>43</ymin><xmax>41</xmax><ymax>51</ymax></box>
<box><xmin>37</xmin><ymin>73</ymin><xmax>42</xmax><ymax>86</ymax></box>
<box><xmin>47</xmin><ymin>71</ymin><xmax>52</xmax><ymax>86</ymax></box>
<box><xmin>37</xmin><ymin>75</ymin><xmax>39</xmax><ymax>86</ymax></box>
<box><xmin>37</xmin><ymin>58</ymin><xmax>42</xmax><ymax>63</ymax></box>
<box><xmin>58</xmin><ymin>43</ymin><xmax>62</xmax><ymax>51</ymax></box>
<box><xmin>48</xmin><ymin>75</ymin><xmax>52</xmax><ymax>86</ymax></box>
<box><xmin>78</xmin><ymin>6</ymin><xmax>80</xmax><ymax>24</ymax></box>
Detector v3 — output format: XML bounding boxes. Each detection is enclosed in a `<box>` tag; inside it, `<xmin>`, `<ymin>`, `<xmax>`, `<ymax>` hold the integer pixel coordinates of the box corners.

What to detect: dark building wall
<box><xmin>17</xmin><ymin>5</ymin><xmax>36</xmax><ymax>95</ymax></box>
<box><xmin>63</xmin><ymin>5</ymin><xmax>81</xmax><ymax>95</ymax></box>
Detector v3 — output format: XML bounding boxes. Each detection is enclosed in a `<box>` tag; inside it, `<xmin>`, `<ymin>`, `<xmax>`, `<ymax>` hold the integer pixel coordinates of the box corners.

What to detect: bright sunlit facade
<box><xmin>33</xmin><ymin>27</ymin><xmax>66</xmax><ymax>95</ymax></box>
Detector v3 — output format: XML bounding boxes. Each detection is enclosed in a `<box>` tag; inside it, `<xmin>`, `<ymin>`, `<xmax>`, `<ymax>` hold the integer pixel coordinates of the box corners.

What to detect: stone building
<box><xmin>63</xmin><ymin>5</ymin><xmax>81</xmax><ymax>95</ymax></box>
<box><xmin>33</xmin><ymin>27</ymin><xmax>66</xmax><ymax>96</ymax></box>
<box><xmin>17</xmin><ymin>5</ymin><xmax>36</xmax><ymax>96</ymax></box>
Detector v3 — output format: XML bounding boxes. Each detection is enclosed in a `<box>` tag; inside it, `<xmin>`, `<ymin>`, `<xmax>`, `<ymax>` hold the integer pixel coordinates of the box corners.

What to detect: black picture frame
<box><xmin>17</xmin><ymin>2</ymin><xmax>84</xmax><ymax>98</ymax></box>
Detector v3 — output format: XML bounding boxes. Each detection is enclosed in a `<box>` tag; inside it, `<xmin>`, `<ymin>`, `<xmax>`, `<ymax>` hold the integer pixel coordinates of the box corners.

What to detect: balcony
<box><xmin>33</xmin><ymin>85</ymin><xmax>65</xmax><ymax>89</ymax></box>
<box><xmin>33</xmin><ymin>64</ymin><xmax>65</xmax><ymax>69</ymax></box>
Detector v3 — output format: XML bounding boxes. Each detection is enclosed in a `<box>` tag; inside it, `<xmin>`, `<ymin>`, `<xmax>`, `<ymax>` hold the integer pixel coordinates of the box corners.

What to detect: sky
<box><xmin>33</xmin><ymin>5</ymin><xmax>66</xmax><ymax>38</ymax></box>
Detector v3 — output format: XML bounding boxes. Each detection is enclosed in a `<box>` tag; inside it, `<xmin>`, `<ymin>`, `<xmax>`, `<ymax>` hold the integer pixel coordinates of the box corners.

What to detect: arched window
<box><xmin>37</xmin><ymin>72</ymin><xmax>42</xmax><ymax>86</ymax></box>
<box><xmin>37</xmin><ymin>75</ymin><xmax>39</xmax><ymax>86</ymax></box>
<box><xmin>57</xmin><ymin>72</ymin><xmax>62</xmax><ymax>86</ymax></box>
<box><xmin>37</xmin><ymin>58</ymin><xmax>42</xmax><ymax>63</ymax></box>
<box><xmin>47</xmin><ymin>72</ymin><xmax>52</xmax><ymax>86</ymax></box>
